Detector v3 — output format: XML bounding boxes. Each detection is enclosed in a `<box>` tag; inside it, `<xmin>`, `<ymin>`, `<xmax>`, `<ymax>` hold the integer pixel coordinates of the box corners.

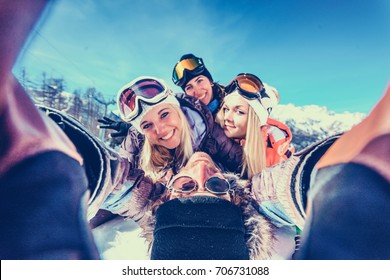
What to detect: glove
<box><xmin>97</xmin><ymin>117</ymin><xmax>131</xmax><ymax>138</ymax></box>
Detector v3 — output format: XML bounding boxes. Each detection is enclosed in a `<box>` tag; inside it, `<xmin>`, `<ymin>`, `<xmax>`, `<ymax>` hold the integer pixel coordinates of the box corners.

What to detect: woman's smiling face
<box><xmin>221</xmin><ymin>93</ymin><xmax>249</xmax><ymax>139</ymax></box>
<box><xmin>140</xmin><ymin>104</ymin><xmax>182</xmax><ymax>149</ymax></box>
<box><xmin>184</xmin><ymin>75</ymin><xmax>214</xmax><ymax>105</ymax></box>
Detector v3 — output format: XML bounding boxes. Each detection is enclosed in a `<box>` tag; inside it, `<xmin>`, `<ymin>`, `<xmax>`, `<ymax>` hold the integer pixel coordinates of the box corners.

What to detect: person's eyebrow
<box><xmin>140</xmin><ymin>107</ymin><xmax>170</xmax><ymax>127</ymax></box>
<box><xmin>157</xmin><ymin>107</ymin><xmax>170</xmax><ymax>115</ymax></box>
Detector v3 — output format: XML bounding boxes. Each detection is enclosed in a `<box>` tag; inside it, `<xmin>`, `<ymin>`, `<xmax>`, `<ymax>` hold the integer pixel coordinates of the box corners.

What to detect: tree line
<box><xmin>20</xmin><ymin>70</ymin><xmax>116</xmax><ymax>141</ymax></box>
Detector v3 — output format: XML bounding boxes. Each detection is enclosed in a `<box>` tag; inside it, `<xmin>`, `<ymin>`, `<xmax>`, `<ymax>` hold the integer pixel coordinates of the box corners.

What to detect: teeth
<box><xmin>198</xmin><ymin>93</ymin><xmax>206</xmax><ymax>100</ymax></box>
<box><xmin>161</xmin><ymin>130</ymin><xmax>174</xmax><ymax>140</ymax></box>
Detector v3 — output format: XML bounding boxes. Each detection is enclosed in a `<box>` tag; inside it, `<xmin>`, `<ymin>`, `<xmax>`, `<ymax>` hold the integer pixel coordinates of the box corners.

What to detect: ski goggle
<box><xmin>225</xmin><ymin>73</ymin><xmax>267</xmax><ymax>100</ymax></box>
<box><xmin>172</xmin><ymin>57</ymin><xmax>205</xmax><ymax>86</ymax></box>
<box><xmin>117</xmin><ymin>77</ymin><xmax>171</xmax><ymax>122</ymax></box>
<box><xmin>167</xmin><ymin>175</ymin><xmax>232</xmax><ymax>195</ymax></box>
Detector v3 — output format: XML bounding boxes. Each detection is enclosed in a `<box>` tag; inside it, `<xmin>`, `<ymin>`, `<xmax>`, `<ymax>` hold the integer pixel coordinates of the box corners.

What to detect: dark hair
<box><xmin>175</xmin><ymin>53</ymin><xmax>214</xmax><ymax>90</ymax></box>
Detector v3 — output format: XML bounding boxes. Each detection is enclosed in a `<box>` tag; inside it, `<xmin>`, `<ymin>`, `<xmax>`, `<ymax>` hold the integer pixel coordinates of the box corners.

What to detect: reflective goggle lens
<box><xmin>172</xmin><ymin>57</ymin><xmax>204</xmax><ymax>85</ymax></box>
<box><xmin>225</xmin><ymin>73</ymin><xmax>264</xmax><ymax>99</ymax></box>
<box><xmin>170</xmin><ymin>176</ymin><xmax>230</xmax><ymax>194</ymax></box>
<box><xmin>117</xmin><ymin>78</ymin><xmax>168</xmax><ymax>121</ymax></box>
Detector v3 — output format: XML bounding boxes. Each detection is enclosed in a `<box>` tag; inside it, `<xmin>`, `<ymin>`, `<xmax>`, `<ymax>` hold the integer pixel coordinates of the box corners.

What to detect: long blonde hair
<box><xmin>216</xmin><ymin>104</ymin><xmax>266</xmax><ymax>178</ymax></box>
<box><xmin>139</xmin><ymin>104</ymin><xmax>194</xmax><ymax>182</ymax></box>
<box><xmin>241</xmin><ymin>107</ymin><xmax>266</xmax><ymax>178</ymax></box>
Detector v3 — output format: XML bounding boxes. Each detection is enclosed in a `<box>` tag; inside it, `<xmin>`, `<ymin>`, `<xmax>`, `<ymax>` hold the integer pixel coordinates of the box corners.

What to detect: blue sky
<box><xmin>14</xmin><ymin>0</ymin><xmax>390</xmax><ymax>113</ymax></box>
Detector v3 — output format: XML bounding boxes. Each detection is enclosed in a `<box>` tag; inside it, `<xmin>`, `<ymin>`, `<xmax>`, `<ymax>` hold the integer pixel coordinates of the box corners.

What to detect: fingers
<box><xmin>110</xmin><ymin>131</ymin><xmax>127</xmax><ymax>138</ymax></box>
<box><xmin>97</xmin><ymin>117</ymin><xmax>115</xmax><ymax>124</ymax></box>
<box><xmin>98</xmin><ymin>124</ymin><xmax>111</xmax><ymax>129</ymax></box>
<box><xmin>103</xmin><ymin>116</ymin><xmax>115</xmax><ymax>122</ymax></box>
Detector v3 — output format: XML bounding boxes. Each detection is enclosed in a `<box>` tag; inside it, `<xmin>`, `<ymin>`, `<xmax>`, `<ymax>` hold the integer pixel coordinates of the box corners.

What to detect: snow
<box><xmin>271</xmin><ymin>103</ymin><xmax>366</xmax><ymax>133</ymax></box>
<box><xmin>92</xmin><ymin>217</ymin><xmax>149</xmax><ymax>260</ymax></box>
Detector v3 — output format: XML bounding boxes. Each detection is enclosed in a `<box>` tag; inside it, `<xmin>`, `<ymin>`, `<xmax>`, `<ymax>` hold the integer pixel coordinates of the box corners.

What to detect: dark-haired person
<box><xmin>172</xmin><ymin>53</ymin><xmax>226</xmax><ymax>117</ymax></box>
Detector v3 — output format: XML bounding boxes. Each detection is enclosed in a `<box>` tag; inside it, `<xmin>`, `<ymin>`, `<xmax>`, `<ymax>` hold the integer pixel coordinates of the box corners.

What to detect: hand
<box><xmin>97</xmin><ymin>117</ymin><xmax>131</xmax><ymax>138</ymax></box>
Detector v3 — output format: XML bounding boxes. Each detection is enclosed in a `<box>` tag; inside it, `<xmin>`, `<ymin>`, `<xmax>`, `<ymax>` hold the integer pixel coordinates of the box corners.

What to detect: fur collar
<box><xmin>137</xmin><ymin>173</ymin><xmax>275</xmax><ymax>260</ymax></box>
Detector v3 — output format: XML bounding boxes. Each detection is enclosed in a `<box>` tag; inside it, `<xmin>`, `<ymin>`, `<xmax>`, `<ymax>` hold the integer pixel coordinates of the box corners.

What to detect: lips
<box><xmin>224</xmin><ymin>124</ymin><xmax>235</xmax><ymax>130</ymax></box>
<box><xmin>160</xmin><ymin>129</ymin><xmax>175</xmax><ymax>140</ymax></box>
<box><xmin>196</xmin><ymin>92</ymin><xmax>208</xmax><ymax>102</ymax></box>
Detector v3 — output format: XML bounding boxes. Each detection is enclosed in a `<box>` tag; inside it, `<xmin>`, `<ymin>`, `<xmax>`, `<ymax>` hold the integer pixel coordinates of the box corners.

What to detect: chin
<box><xmin>202</xmin><ymin>95</ymin><xmax>212</xmax><ymax>105</ymax></box>
<box><xmin>163</xmin><ymin>135</ymin><xmax>181</xmax><ymax>150</ymax></box>
<box><xmin>223</xmin><ymin>129</ymin><xmax>235</xmax><ymax>139</ymax></box>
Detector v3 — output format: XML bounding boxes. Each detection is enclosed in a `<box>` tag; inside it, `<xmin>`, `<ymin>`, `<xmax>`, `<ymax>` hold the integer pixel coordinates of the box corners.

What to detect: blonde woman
<box><xmin>217</xmin><ymin>73</ymin><xmax>294</xmax><ymax>178</ymax></box>
<box><xmin>117</xmin><ymin>76</ymin><xmax>243</xmax><ymax>182</ymax></box>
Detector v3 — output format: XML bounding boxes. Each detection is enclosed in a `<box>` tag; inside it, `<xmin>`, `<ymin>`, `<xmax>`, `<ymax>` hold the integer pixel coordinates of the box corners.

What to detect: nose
<box><xmin>224</xmin><ymin>109</ymin><xmax>233</xmax><ymax>123</ymax></box>
<box><xmin>154</xmin><ymin>122</ymin><xmax>164</xmax><ymax>135</ymax></box>
<box><xmin>193</xmin><ymin>84</ymin><xmax>204</xmax><ymax>95</ymax></box>
<box><xmin>190</xmin><ymin>161</ymin><xmax>215</xmax><ymax>191</ymax></box>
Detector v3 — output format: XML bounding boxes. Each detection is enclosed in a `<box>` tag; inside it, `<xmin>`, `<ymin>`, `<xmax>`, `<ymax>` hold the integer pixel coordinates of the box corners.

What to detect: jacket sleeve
<box><xmin>119</xmin><ymin>126</ymin><xmax>144</xmax><ymax>169</ymax></box>
<box><xmin>250</xmin><ymin>157</ymin><xmax>306</xmax><ymax>231</ymax></box>
<box><xmin>203</xmin><ymin>122</ymin><xmax>243</xmax><ymax>173</ymax></box>
<box><xmin>100</xmin><ymin>168</ymin><xmax>165</xmax><ymax>222</ymax></box>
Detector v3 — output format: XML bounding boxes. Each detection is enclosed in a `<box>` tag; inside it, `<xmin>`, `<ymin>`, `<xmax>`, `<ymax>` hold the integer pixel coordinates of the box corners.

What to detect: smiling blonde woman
<box><xmin>116</xmin><ymin>76</ymin><xmax>244</xmax><ymax>182</ymax></box>
<box><xmin>217</xmin><ymin>73</ymin><xmax>294</xmax><ymax>178</ymax></box>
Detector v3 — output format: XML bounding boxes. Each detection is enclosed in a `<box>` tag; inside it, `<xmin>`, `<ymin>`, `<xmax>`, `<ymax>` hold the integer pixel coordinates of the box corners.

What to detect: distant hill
<box><xmin>271</xmin><ymin>103</ymin><xmax>366</xmax><ymax>151</ymax></box>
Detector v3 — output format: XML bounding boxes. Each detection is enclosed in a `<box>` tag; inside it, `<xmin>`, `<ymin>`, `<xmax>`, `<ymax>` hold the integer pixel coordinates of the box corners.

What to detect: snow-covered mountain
<box><xmin>271</xmin><ymin>103</ymin><xmax>366</xmax><ymax>151</ymax></box>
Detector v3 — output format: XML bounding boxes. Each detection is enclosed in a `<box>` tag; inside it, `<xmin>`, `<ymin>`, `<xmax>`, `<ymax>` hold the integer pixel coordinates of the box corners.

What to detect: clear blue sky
<box><xmin>13</xmin><ymin>0</ymin><xmax>390</xmax><ymax>113</ymax></box>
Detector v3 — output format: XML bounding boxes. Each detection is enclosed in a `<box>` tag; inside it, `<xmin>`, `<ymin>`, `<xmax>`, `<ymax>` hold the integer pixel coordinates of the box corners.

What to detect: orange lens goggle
<box><xmin>225</xmin><ymin>73</ymin><xmax>265</xmax><ymax>100</ymax></box>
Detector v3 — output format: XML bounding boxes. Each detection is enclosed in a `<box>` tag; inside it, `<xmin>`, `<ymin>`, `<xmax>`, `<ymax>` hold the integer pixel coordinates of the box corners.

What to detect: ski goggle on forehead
<box><xmin>225</xmin><ymin>73</ymin><xmax>266</xmax><ymax>100</ymax></box>
<box><xmin>117</xmin><ymin>77</ymin><xmax>171</xmax><ymax>122</ymax></box>
<box><xmin>172</xmin><ymin>57</ymin><xmax>205</xmax><ymax>86</ymax></box>
<box><xmin>167</xmin><ymin>175</ymin><xmax>232</xmax><ymax>195</ymax></box>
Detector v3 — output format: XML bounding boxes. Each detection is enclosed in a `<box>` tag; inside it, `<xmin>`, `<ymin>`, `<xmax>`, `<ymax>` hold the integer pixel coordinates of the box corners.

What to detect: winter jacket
<box><xmin>115</xmin><ymin>134</ymin><xmax>341</xmax><ymax>259</ymax></box>
<box><xmin>130</xmin><ymin>173</ymin><xmax>275</xmax><ymax>260</ymax></box>
<box><xmin>120</xmin><ymin>94</ymin><xmax>243</xmax><ymax>174</ymax></box>
<box><xmin>297</xmin><ymin>85</ymin><xmax>390</xmax><ymax>260</ymax></box>
<box><xmin>264</xmin><ymin>118</ymin><xmax>295</xmax><ymax>166</ymax></box>
<box><xmin>251</xmin><ymin>133</ymin><xmax>341</xmax><ymax>259</ymax></box>
<box><xmin>0</xmin><ymin>75</ymin><xmax>99</xmax><ymax>259</ymax></box>
<box><xmin>207</xmin><ymin>83</ymin><xmax>226</xmax><ymax>116</ymax></box>
<box><xmin>36</xmin><ymin>105</ymin><xmax>132</xmax><ymax>222</ymax></box>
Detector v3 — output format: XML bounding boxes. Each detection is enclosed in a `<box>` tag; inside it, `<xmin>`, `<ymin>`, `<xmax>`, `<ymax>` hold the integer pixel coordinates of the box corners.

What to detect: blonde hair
<box><xmin>216</xmin><ymin>103</ymin><xmax>266</xmax><ymax>178</ymax></box>
<box><xmin>241</xmin><ymin>107</ymin><xmax>266</xmax><ymax>178</ymax></box>
<box><xmin>139</xmin><ymin>104</ymin><xmax>194</xmax><ymax>182</ymax></box>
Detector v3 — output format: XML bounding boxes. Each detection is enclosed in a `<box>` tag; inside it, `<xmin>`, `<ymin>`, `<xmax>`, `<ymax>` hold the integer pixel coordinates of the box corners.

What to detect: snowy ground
<box><xmin>92</xmin><ymin>217</ymin><xmax>149</xmax><ymax>260</ymax></box>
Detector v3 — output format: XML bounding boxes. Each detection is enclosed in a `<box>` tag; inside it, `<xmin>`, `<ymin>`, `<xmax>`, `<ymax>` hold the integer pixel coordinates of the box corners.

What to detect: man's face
<box><xmin>167</xmin><ymin>152</ymin><xmax>231</xmax><ymax>201</ymax></box>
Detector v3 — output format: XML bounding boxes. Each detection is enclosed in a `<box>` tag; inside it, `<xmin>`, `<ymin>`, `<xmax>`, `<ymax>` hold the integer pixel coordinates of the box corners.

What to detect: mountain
<box><xmin>271</xmin><ymin>103</ymin><xmax>366</xmax><ymax>151</ymax></box>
